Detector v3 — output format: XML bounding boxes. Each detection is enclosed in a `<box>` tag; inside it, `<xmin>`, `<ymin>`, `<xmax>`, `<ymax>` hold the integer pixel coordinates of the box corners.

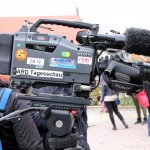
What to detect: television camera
<box><xmin>0</xmin><ymin>19</ymin><xmax>150</xmax><ymax>150</ymax></box>
<box><xmin>0</xmin><ymin>19</ymin><xmax>100</xmax><ymax>150</ymax></box>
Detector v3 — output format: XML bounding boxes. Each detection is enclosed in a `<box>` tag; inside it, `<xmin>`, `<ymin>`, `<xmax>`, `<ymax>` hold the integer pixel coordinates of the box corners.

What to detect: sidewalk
<box><xmin>87</xmin><ymin>105</ymin><xmax>135</xmax><ymax>109</ymax></box>
<box><xmin>87</xmin><ymin>107</ymin><xmax>150</xmax><ymax>150</ymax></box>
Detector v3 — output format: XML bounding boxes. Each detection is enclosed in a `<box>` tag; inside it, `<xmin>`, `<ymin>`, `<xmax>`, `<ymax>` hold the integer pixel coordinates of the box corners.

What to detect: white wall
<box><xmin>1</xmin><ymin>0</ymin><xmax>150</xmax><ymax>33</ymax></box>
<box><xmin>0</xmin><ymin>0</ymin><xmax>77</xmax><ymax>17</ymax></box>
<box><xmin>76</xmin><ymin>0</ymin><xmax>150</xmax><ymax>33</ymax></box>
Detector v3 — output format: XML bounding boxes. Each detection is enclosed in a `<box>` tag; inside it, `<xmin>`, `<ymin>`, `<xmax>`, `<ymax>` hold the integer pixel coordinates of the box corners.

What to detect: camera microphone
<box><xmin>77</xmin><ymin>26</ymin><xmax>150</xmax><ymax>56</ymax></box>
<box><xmin>123</xmin><ymin>27</ymin><xmax>150</xmax><ymax>56</ymax></box>
<box><xmin>94</xmin><ymin>27</ymin><xmax>150</xmax><ymax>56</ymax></box>
<box><xmin>96</xmin><ymin>27</ymin><xmax>150</xmax><ymax>57</ymax></box>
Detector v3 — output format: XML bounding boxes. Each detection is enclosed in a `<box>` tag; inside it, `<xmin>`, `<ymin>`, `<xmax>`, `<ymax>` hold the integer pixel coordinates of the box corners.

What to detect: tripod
<box><xmin>48</xmin><ymin>131</ymin><xmax>84</xmax><ymax>150</ymax></box>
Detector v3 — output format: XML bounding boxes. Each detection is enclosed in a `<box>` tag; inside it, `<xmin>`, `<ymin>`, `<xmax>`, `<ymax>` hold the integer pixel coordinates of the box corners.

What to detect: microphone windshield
<box><xmin>123</xmin><ymin>27</ymin><xmax>150</xmax><ymax>56</ymax></box>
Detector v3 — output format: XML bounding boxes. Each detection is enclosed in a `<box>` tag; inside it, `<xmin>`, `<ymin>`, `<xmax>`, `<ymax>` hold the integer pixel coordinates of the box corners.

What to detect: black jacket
<box><xmin>0</xmin><ymin>89</ymin><xmax>44</xmax><ymax>150</ymax></box>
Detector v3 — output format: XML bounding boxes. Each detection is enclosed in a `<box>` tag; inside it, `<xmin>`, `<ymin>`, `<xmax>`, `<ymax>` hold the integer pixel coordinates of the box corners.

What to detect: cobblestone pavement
<box><xmin>87</xmin><ymin>107</ymin><xmax>150</xmax><ymax>150</ymax></box>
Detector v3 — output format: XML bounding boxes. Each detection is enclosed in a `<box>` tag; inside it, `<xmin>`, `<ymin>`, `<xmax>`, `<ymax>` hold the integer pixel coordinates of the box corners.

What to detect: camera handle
<box><xmin>30</xmin><ymin>19</ymin><xmax>99</xmax><ymax>34</ymax></box>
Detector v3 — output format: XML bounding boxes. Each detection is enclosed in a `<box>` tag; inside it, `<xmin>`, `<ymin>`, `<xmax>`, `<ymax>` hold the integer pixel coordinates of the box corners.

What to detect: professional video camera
<box><xmin>0</xmin><ymin>19</ymin><xmax>100</xmax><ymax>150</ymax></box>
<box><xmin>1</xmin><ymin>19</ymin><xmax>150</xmax><ymax>150</ymax></box>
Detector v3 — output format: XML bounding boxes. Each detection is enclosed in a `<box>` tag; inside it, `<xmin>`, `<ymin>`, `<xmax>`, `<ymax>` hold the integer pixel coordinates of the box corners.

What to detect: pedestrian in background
<box><xmin>101</xmin><ymin>76</ymin><xmax>128</xmax><ymax>130</ymax></box>
<box><xmin>130</xmin><ymin>94</ymin><xmax>147</xmax><ymax>125</ymax></box>
<box><xmin>99</xmin><ymin>77</ymin><xmax>108</xmax><ymax>113</ymax></box>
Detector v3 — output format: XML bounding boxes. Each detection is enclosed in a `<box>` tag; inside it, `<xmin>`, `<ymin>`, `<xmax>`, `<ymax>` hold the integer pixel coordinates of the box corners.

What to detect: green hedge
<box><xmin>90</xmin><ymin>86</ymin><xmax>100</xmax><ymax>106</ymax></box>
<box><xmin>120</xmin><ymin>96</ymin><xmax>134</xmax><ymax>106</ymax></box>
<box><xmin>90</xmin><ymin>88</ymin><xmax>134</xmax><ymax>106</ymax></box>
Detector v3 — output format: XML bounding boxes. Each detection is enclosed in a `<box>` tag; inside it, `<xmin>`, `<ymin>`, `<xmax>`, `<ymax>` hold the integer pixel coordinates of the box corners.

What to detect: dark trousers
<box><xmin>105</xmin><ymin>101</ymin><xmax>124</xmax><ymax>127</ymax></box>
<box><xmin>75</xmin><ymin>107</ymin><xmax>90</xmax><ymax>150</ymax></box>
<box><xmin>131</xmin><ymin>95</ymin><xmax>147</xmax><ymax>119</ymax></box>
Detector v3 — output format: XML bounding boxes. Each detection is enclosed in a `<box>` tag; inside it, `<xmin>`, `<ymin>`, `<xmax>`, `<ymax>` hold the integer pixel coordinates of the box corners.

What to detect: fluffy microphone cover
<box><xmin>124</xmin><ymin>27</ymin><xmax>150</xmax><ymax>56</ymax></box>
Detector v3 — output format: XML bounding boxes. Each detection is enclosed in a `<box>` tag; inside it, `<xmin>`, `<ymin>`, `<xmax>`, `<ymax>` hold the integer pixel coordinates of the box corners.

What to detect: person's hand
<box><xmin>0</xmin><ymin>74</ymin><xmax>10</xmax><ymax>84</ymax></box>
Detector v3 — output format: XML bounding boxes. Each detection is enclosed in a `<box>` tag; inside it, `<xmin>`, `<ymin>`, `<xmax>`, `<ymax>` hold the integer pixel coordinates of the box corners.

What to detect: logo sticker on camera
<box><xmin>77</xmin><ymin>56</ymin><xmax>92</xmax><ymax>65</ymax></box>
<box><xmin>15</xmin><ymin>49</ymin><xmax>27</xmax><ymax>61</ymax></box>
<box><xmin>16</xmin><ymin>68</ymin><xmax>63</xmax><ymax>78</ymax></box>
<box><xmin>27</xmin><ymin>57</ymin><xmax>45</xmax><ymax>66</ymax></box>
<box><xmin>50</xmin><ymin>58</ymin><xmax>76</xmax><ymax>69</ymax></box>
<box><xmin>61</xmin><ymin>51</ymin><xmax>70</xmax><ymax>57</ymax></box>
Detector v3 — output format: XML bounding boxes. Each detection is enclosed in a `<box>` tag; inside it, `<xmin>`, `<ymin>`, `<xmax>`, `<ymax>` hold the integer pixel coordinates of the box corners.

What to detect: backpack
<box><xmin>0</xmin><ymin>88</ymin><xmax>13</xmax><ymax>150</ymax></box>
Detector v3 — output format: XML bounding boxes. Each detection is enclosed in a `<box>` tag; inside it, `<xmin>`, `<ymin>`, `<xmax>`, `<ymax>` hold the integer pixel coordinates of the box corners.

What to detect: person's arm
<box><xmin>4</xmin><ymin>91</ymin><xmax>44</xmax><ymax>150</ymax></box>
<box><xmin>100</xmin><ymin>84</ymin><xmax>106</xmax><ymax>103</ymax></box>
<box><xmin>116</xmin><ymin>92</ymin><xmax>119</xmax><ymax>97</ymax></box>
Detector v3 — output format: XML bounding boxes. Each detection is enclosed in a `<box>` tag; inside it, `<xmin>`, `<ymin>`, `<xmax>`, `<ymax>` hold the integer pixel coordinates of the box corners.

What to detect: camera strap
<box><xmin>0</xmin><ymin>88</ymin><xmax>12</xmax><ymax>150</ymax></box>
<box><xmin>102</xmin><ymin>72</ymin><xmax>112</xmax><ymax>88</ymax></box>
<box><xmin>0</xmin><ymin>88</ymin><xmax>12</xmax><ymax>111</ymax></box>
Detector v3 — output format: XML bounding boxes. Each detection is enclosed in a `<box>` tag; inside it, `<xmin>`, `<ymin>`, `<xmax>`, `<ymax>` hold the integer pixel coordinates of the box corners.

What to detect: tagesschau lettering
<box><xmin>16</xmin><ymin>68</ymin><xmax>63</xmax><ymax>78</ymax></box>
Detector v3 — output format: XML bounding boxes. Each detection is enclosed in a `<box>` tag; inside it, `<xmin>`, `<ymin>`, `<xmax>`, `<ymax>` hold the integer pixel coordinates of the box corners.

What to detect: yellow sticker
<box><xmin>61</xmin><ymin>51</ymin><xmax>70</xmax><ymax>57</ymax></box>
<box><xmin>15</xmin><ymin>49</ymin><xmax>27</xmax><ymax>61</ymax></box>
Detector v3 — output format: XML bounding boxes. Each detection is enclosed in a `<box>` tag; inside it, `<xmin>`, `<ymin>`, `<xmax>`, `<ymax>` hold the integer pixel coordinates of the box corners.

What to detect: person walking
<box><xmin>99</xmin><ymin>81</ymin><xmax>108</xmax><ymax>113</ymax></box>
<box><xmin>101</xmin><ymin>78</ymin><xmax>128</xmax><ymax>130</ymax></box>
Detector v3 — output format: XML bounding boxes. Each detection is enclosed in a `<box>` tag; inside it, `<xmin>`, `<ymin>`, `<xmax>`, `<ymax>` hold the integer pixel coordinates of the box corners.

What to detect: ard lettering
<box><xmin>17</xmin><ymin>69</ymin><xmax>29</xmax><ymax>75</ymax></box>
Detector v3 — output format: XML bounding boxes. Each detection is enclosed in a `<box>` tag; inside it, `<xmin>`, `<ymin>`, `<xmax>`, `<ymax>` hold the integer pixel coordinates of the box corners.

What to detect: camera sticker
<box><xmin>61</xmin><ymin>51</ymin><xmax>70</xmax><ymax>57</ymax></box>
<box><xmin>49</xmin><ymin>58</ymin><xmax>76</xmax><ymax>69</ymax></box>
<box><xmin>77</xmin><ymin>56</ymin><xmax>92</xmax><ymax>65</ymax></box>
<box><xmin>16</xmin><ymin>68</ymin><xmax>63</xmax><ymax>78</ymax></box>
<box><xmin>15</xmin><ymin>49</ymin><xmax>27</xmax><ymax>61</ymax></box>
<box><xmin>27</xmin><ymin>57</ymin><xmax>45</xmax><ymax>68</ymax></box>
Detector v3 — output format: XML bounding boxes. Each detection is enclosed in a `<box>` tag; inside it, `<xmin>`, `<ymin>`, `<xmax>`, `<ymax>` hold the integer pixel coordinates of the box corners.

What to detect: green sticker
<box><xmin>61</xmin><ymin>51</ymin><xmax>70</xmax><ymax>57</ymax></box>
<box><xmin>17</xmin><ymin>43</ymin><xmax>21</xmax><ymax>47</ymax></box>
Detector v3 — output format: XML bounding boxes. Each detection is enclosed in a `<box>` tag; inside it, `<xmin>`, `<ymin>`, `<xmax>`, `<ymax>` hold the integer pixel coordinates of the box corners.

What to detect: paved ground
<box><xmin>87</xmin><ymin>107</ymin><xmax>150</xmax><ymax>150</ymax></box>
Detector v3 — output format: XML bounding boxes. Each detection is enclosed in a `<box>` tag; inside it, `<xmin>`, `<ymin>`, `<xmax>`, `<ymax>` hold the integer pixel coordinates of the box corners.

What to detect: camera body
<box><xmin>10</xmin><ymin>30</ymin><xmax>95</xmax><ymax>89</ymax></box>
<box><xmin>2</xmin><ymin>19</ymin><xmax>150</xmax><ymax>149</ymax></box>
<box><xmin>0</xmin><ymin>19</ymin><xmax>100</xmax><ymax>149</ymax></box>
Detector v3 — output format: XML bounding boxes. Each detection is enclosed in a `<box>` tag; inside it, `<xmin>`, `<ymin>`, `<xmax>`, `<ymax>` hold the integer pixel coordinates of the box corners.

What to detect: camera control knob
<box><xmin>55</xmin><ymin>120</ymin><xmax>63</xmax><ymax>128</ymax></box>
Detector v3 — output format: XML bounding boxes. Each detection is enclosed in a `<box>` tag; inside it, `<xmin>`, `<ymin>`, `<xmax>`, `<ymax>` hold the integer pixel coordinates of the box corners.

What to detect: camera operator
<box><xmin>30</xmin><ymin>86</ymin><xmax>90</xmax><ymax>150</ymax></box>
<box><xmin>0</xmin><ymin>74</ymin><xmax>44</xmax><ymax>150</ymax></box>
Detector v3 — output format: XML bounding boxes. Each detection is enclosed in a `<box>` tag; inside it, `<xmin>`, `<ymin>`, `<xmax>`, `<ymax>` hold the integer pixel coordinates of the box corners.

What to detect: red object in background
<box><xmin>71</xmin><ymin>110</ymin><xmax>77</xmax><ymax>115</ymax></box>
<box><xmin>136</xmin><ymin>89</ymin><xmax>150</xmax><ymax>108</ymax></box>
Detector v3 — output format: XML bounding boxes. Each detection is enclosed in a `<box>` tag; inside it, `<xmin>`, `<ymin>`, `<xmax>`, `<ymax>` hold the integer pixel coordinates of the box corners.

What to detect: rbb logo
<box><xmin>77</xmin><ymin>56</ymin><xmax>92</xmax><ymax>65</ymax></box>
<box><xmin>79</xmin><ymin>57</ymin><xmax>90</xmax><ymax>62</ymax></box>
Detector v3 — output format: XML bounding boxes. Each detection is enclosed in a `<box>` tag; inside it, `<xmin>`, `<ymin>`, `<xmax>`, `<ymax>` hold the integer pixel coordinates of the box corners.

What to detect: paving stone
<box><xmin>87</xmin><ymin>107</ymin><xmax>150</xmax><ymax>150</ymax></box>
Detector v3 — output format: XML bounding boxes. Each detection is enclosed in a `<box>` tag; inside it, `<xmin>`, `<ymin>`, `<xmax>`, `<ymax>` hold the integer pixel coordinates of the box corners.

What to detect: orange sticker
<box><xmin>15</xmin><ymin>49</ymin><xmax>27</xmax><ymax>61</ymax></box>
